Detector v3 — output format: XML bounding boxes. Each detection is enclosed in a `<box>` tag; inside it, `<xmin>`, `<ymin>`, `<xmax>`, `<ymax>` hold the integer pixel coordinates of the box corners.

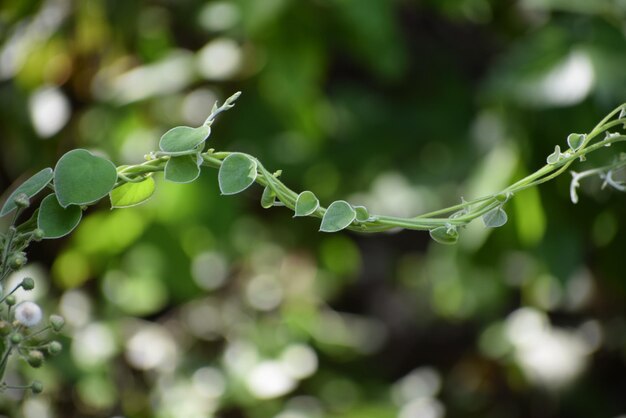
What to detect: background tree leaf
<box><xmin>294</xmin><ymin>191</ymin><xmax>319</xmax><ymax>217</ymax></box>
<box><xmin>0</xmin><ymin>167</ymin><xmax>53</xmax><ymax>216</ymax></box>
<box><xmin>159</xmin><ymin>126</ymin><xmax>210</xmax><ymax>153</ymax></box>
<box><xmin>319</xmin><ymin>200</ymin><xmax>356</xmax><ymax>232</ymax></box>
<box><xmin>109</xmin><ymin>177</ymin><xmax>156</xmax><ymax>208</ymax></box>
<box><xmin>218</xmin><ymin>153</ymin><xmax>258</xmax><ymax>195</ymax></box>
<box><xmin>37</xmin><ymin>194</ymin><xmax>82</xmax><ymax>239</ymax></box>
<box><xmin>164</xmin><ymin>155</ymin><xmax>201</xmax><ymax>183</ymax></box>
<box><xmin>54</xmin><ymin>149</ymin><xmax>118</xmax><ymax>207</ymax></box>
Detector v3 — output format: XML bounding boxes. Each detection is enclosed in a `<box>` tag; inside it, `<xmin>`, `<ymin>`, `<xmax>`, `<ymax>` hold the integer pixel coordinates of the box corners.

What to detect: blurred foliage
<box><xmin>1</xmin><ymin>0</ymin><xmax>626</xmax><ymax>417</ymax></box>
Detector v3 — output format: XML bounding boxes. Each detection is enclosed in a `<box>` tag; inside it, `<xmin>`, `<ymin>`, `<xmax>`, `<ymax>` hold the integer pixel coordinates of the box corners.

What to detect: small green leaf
<box><xmin>546</xmin><ymin>145</ymin><xmax>561</xmax><ymax>165</ymax></box>
<box><xmin>37</xmin><ymin>194</ymin><xmax>82</xmax><ymax>239</ymax></box>
<box><xmin>109</xmin><ymin>177</ymin><xmax>156</xmax><ymax>208</ymax></box>
<box><xmin>159</xmin><ymin>125</ymin><xmax>211</xmax><ymax>153</ymax></box>
<box><xmin>567</xmin><ymin>133</ymin><xmax>584</xmax><ymax>151</ymax></box>
<box><xmin>320</xmin><ymin>200</ymin><xmax>356</xmax><ymax>232</ymax></box>
<box><xmin>261</xmin><ymin>186</ymin><xmax>276</xmax><ymax>209</ymax></box>
<box><xmin>429</xmin><ymin>226</ymin><xmax>459</xmax><ymax>245</ymax></box>
<box><xmin>218</xmin><ymin>153</ymin><xmax>258</xmax><ymax>195</ymax></box>
<box><xmin>294</xmin><ymin>191</ymin><xmax>319</xmax><ymax>217</ymax></box>
<box><xmin>353</xmin><ymin>206</ymin><xmax>369</xmax><ymax>222</ymax></box>
<box><xmin>0</xmin><ymin>168</ymin><xmax>53</xmax><ymax>216</ymax></box>
<box><xmin>54</xmin><ymin>149</ymin><xmax>118</xmax><ymax>207</ymax></box>
<box><xmin>164</xmin><ymin>155</ymin><xmax>201</xmax><ymax>183</ymax></box>
<box><xmin>482</xmin><ymin>207</ymin><xmax>508</xmax><ymax>228</ymax></box>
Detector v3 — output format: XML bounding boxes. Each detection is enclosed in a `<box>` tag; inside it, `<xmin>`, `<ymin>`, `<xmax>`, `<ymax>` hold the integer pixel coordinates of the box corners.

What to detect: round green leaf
<box><xmin>429</xmin><ymin>226</ymin><xmax>459</xmax><ymax>245</ymax></box>
<box><xmin>294</xmin><ymin>191</ymin><xmax>319</xmax><ymax>217</ymax></box>
<box><xmin>261</xmin><ymin>186</ymin><xmax>277</xmax><ymax>209</ymax></box>
<box><xmin>54</xmin><ymin>149</ymin><xmax>118</xmax><ymax>207</ymax></box>
<box><xmin>218</xmin><ymin>153</ymin><xmax>258</xmax><ymax>195</ymax></box>
<box><xmin>109</xmin><ymin>177</ymin><xmax>156</xmax><ymax>208</ymax></box>
<box><xmin>482</xmin><ymin>207</ymin><xmax>508</xmax><ymax>228</ymax></box>
<box><xmin>353</xmin><ymin>206</ymin><xmax>370</xmax><ymax>222</ymax></box>
<box><xmin>37</xmin><ymin>194</ymin><xmax>82</xmax><ymax>239</ymax></box>
<box><xmin>567</xmin><ymin>133</ymin><xmax>584</xmax><ymax>151</ymax></box>
<box><xmin>0</xmin><ymin>168</ymin><xmax>53</xmax><ymax>216</ymax></box>
<box><xmin>319</xmin><ymin>200</ymin><xmax>356</xmax><ymax>232</ymax></box>
<box><xmin>159</xmin><ymin>126</ymin><xmax>210</xmax><ymax>153</ymax></box>
<box><xmin>164</xmin><ymin>155</ymin><xmax>201</xmax><ymax>183</ymax></box>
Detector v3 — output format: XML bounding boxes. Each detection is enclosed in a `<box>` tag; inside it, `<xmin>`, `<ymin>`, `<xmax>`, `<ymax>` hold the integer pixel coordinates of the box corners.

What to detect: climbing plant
<box><xmin>1</xmin><ymin>92</ymin><xmax>626</xmax><ymax>393</ymax></box>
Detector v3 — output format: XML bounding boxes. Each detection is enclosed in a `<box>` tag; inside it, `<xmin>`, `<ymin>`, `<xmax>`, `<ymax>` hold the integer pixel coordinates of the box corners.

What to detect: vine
<box><xmin>0</xmin><ymin>92</ymin><xmax>626</xmax><ymax>393</ymax></box>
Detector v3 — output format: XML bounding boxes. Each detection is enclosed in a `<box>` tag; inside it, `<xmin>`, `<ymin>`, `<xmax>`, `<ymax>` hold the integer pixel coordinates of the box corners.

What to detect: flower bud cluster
<box><xmin>0</xmin><ymin>277</ymin><xmax>65</xmax><ymax>395</ymax></box>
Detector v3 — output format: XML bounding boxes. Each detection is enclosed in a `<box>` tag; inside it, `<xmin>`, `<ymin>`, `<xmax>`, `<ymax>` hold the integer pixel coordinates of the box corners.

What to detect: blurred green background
<box><xmin>1</xmin><ymin>0</ymin><xmax>626</xmax><ymax>417</ymax></box>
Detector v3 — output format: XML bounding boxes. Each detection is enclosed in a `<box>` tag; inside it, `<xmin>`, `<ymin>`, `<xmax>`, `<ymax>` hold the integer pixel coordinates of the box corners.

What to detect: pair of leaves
<box><xmin>37</xmin><ymin>149</ymin><xmax>119</xmax><ymax>239</ymax></box>
<box><xmin>429</xmin><ymin>206</ymin><xmax>508</xmax><ymax>245</ymax></box>
<box><xmin>160</xmin><ymin>126</ymin><xmax>211</xmax><ymax>184</ymax></box>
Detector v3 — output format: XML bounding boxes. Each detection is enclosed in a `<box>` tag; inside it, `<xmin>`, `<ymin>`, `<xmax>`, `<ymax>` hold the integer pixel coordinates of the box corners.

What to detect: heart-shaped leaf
<box><xmin>567</xmin><ymin>133</ymin><xmax>584</xmax><ymax>151</ymax></box>
<box><xmin>320</xmin><ymin>200</ymin><xmax>356</xmax><ymax>232</ymax></box>
<box><xmin>159</xmin><ymin>126</ymin><xmax>210</xmax><ymax>153</ymax></box>
<box><xmin>429</xmin><ymin>226</ymin><xmax>459</xmax><ymax>245</ymax></box>
<box><xmin>261</xmin><ymin>186</ymin><xmax>276</xmax><ymax>209</ymax></box>
<box><xmin>482</xmin><ymin>207</ymin><xmax>508</xmax><ymax>228</ymax></box>
<box><xmin>164</xmin><ymin>155</ymin><xmax>201</xmax><ymax>183</ymax></box>
<box><xmin>294</xmin><ymin>191</ymin><xmax>319</xmax><ymax>217</ymax></box>
<box><xmin>109</xmin><ymin>177</ymin><xmax>156</xmax><ymax>208</ymax></box>
<box><xmin>54</xmin><ymin>149</ymin><xmax>118</xmax><ymax>207</ymax></box>
<box><xmin>37</xmin><ymin>194</ymin><xmax>82</xmax><ymax>239</ymax></box>
<box><xmin>353</xmin><ymin>206</ymin><xmax>370</xmax><ymax>222</ymax></box>
<box><xmin>546</xmin><ymin>145</ymin><xmax>561</xmax><ymax>165</ymax></box>
<box><xmin>218</xmin><ymin>153</ymin><xmax>258</xmax><ymax>195</ymax></box>
<box><xmin>0</xmin><ymin>168</ymin><xmax>53</xmax><ymax>216</ymax></box>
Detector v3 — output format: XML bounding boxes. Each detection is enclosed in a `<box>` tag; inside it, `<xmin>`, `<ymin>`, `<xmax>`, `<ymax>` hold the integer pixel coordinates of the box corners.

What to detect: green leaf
<box><xmin>159</xmin><ymin>126</ymin><xmax>210</xmax><ymax>153</ymax></box>
<box><xmin>109</xmin><ymin>177</ymin><xmax>156</xmax><ymax>208</ymax></box>
<box><xmin>218</xmin><ymin>153</ymin><xmax>258</xmax><ymax>195</ymax></box>
<box><xmin>294</xmin><ymin>191</ymin><xmax>319</xmax><ymax>217</ymax></box>
<box><xmin>353</xmin><ymin>206</ymin><xmax>369</xmax><ymax>222</ymax></box>
<box><xmin>54</xmin><ymin>149</ymin><xmax>118</xmax><ymax>208</ymax></box>
<box><xmin>37</xmin><ymin>194</ymin><xmax>82</xmax><ymax>239</ymax></box>
<box><xmin>319</xmin><ymin>200</ymin><xmax>356</xmax><ymax>232</ymax></box>
<box><xmin>567</xmin><ymin>133</ymin><xmax>584</xmax><ymax>151</ymax></box>
<box><xmin>482</xmin><ymin>207</ymin><xmax>508</xmax><ymax>228</ymax></box>
<box><xmin>429</xmin><ymin>226</ymin><xmax>459</xmax><ymax>245</ymax></box>
<box><xmin>261</xmin><ymin>186</ymin><xmax>276</xmax><ymax>209</ymax></box>
<box><xmin>164</xmin><ymin>155</ymin><xmax>201</xmax><ymax>183</ymax></box>
<box><xmin>0</xmin><ymin>168</ymin><xmax>53</xmax><ymax>216</ymax></box>
<box><xmin>546</xmin><ymin>145</ymin><xmax>561</xmax><ymax>165</ymax></box>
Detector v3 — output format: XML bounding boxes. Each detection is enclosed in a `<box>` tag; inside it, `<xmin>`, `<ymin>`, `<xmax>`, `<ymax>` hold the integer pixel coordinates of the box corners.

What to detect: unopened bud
<box><xmin>31</xmin><ymin>381</ymin><xmax>43</xmax><ymax>394</ymax></box>
<box><xmin>8</xmin><ymin>252</ymin><xmax>27</xmax><ymax>270</ymax></box>
<box><xmin>48</xmin><ymin>341</ymin><xmax>62</xmax><ymax>356</ymax></box>
<box><xmin>5</xmin><ymin>295</ymin><xmax>16</xmax><ymax>306</ymax></box>
<box><xmin>49</xmin><ymin>315</ymin><xmax>65</xmax><ymax>332</ymax></box>
<box><xmin>32</xmin><ymin>229</ymin><xmax>45</xmax><ymax>242</ymax></box>
<box><xmin>21</xmin><ymin>277</ymin><xmax>35</xmax><ymax>291</ymax></box>
<box><xmin>27</xmin><ymin>350</ymin><xmax>44</xmax><ymax>368</ymax></box>
<box><xmin>13</xmin><ymin>193</ymin><xmax>30</xmax><ymax>209</ymax></box>
<box><xmin>10</xmin><ymin>333</ymin><xmax>22</xmax><ymax>345</ymax></box>
<box><xmin>0</xmin><ymin>321</ymin><xmax>11</xmax><ymax>336</ymax></box>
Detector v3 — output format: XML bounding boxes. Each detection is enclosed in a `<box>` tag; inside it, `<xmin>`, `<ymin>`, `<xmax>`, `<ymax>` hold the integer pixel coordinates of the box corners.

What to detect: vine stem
<box><xmin>110</xmin><ymin>105</ymin><xmax>626</xmax><ymax>235</ymax></box>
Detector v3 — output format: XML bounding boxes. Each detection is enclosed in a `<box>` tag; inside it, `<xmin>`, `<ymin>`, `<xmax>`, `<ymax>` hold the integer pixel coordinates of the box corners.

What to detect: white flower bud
<box><xmin>15</xmin><ymin>301</ymin><xmax>43</xmax><ymax>327</ymax></box>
